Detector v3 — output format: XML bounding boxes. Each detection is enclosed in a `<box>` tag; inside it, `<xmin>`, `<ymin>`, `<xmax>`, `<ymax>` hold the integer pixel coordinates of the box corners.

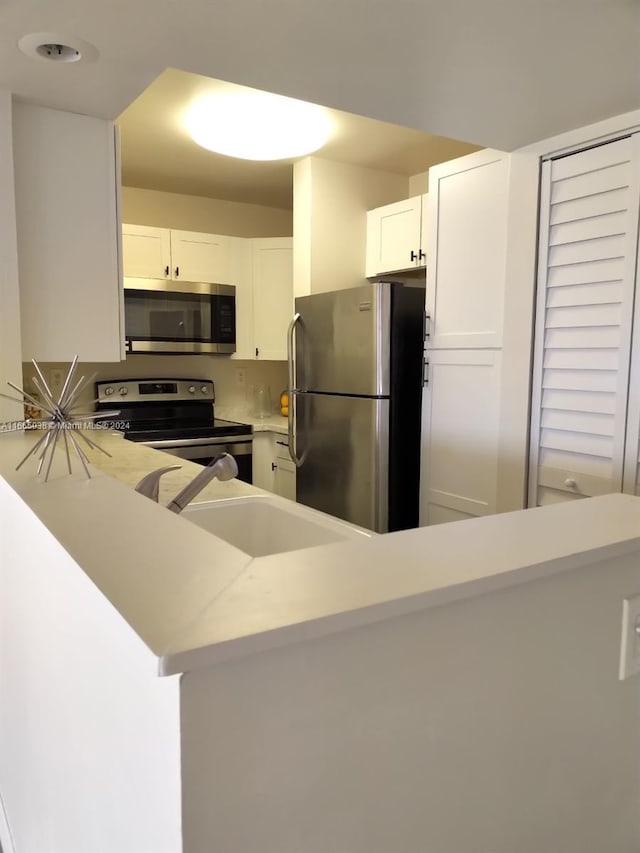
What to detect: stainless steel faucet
<box><xmin>134</xmin><ymin>453</ymin><xmax>239</xmax><ymax>513</ymax></box>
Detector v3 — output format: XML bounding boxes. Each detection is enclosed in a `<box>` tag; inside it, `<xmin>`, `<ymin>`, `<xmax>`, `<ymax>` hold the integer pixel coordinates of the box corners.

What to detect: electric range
<box><xmin>95</xmin><ymin>378</ymin><xmax>253</xmax><ymax>483</ymax></box>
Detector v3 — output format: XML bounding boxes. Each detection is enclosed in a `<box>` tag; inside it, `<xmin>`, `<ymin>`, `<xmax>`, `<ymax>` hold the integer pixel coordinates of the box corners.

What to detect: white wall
<box><xmin>23</xmin><ymin>356</ymin><xmax>288</xmax><ymax>416</ymax></box>
<box><xmin>292</xmin><ymin>158</ymin><xmax>312</xmax><ymax>298</ymax></box>
<box><xmin>0</xmin><ymin>91</ymin><xmax>22</xmax><ymax>420</ymax></box>
<box><xmin>0</xmin><ymin>476</ymin><xmax>181</xmax><ymax>853</ymax></box>
<box><xmin>122</xmin><ymin>186</ymin><xmax>293</xmax><ymax>237</ymax></box>
<box><xmin>180</xmin><ymin>547</ymin><xmax>640</xmax><ymax>853</ymax></box>
<box><xmin>293</xmin><ymin>156</ymin><xmax>408</xmax><ymax>294</ymax></box>
<box><xmin>496</xmin><ymin>150</ymin><xmax>540</xmax><ymax>511</ymax></box>
<box><xmin>408</xmin><ymin>169</ymin><xmax>429</xmax><ymax>195</ymax></box>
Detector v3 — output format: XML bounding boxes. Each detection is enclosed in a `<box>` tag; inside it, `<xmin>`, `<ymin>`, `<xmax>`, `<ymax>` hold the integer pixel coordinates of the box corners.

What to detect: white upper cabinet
<box><xmin>426</xmin><ymin>153</ymin><xmax>510</xmax><ymax>349</ymax></box>
<box><xmin>170</xmin><ymin>230</ymin><xmax>233</xmax><ymax>284</ymax></box>
<box><xmin>122</xmin><ymin>225</ymin><xmax>171</xmax><ymax>279</ymax></box>
<box><xmin>123</xmin><ymin>227</ymin><xmax>293</xmax><ymax>362</ymax></box>
<box><xmin>529</xmin><ymin>134</ymin><xmax>640</xmax><ymax>507</ymax></box>
<box><xmin>251</xmin><ymin>238</ymin><xmax>293</xmax><ymax>360</ymax></box>
<box><xmin>365</xmin><ymin>195</ymin><xmax>427</xmax><ymax>276</ymax></box>
<box><xmin>14</xmin><ymin>104</ymin><xmax>123</xmax><ymax>363</ymax></box>
<box><xmin>122</xmin><ymin>225</ymin><xmax>233</xmax><ymax>284</ymax></box>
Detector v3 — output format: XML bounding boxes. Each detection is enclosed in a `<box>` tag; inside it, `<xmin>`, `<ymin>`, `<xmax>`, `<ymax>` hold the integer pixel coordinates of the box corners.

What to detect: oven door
<box><xmin>124</xmin><ymin>279</ymin><xmax>236</xmax><ymax>354</ymax></box>
<box><xmin>140</xmin><ymin>436</ymin><xmax>253</xmax><ymax>484</ymax></box>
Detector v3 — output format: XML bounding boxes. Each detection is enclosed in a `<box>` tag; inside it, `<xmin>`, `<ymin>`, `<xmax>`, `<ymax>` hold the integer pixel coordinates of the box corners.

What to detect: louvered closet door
<box><xmin>529</xmin><ymin>134</ymin><xmax>640</xmax><ymax>507</ymax></box>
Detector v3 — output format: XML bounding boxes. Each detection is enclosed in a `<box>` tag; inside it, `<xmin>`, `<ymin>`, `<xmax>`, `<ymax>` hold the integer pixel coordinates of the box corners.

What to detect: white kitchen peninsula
<box><xmin>2</xmin><ymin>431</ymin><xmax>640</xmax><ymax>853</ymax></box>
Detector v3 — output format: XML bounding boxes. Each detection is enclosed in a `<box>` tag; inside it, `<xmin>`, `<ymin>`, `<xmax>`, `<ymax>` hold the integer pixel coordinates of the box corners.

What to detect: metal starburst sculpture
<box><xmin>0</xmin><ymin>356</ymin><xmax>120</xmax><ymax>481</ymax></box>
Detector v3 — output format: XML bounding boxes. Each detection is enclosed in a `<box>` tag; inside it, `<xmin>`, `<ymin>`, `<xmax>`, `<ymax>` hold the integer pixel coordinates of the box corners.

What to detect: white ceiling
<box><xmin>117</xmin><ymin>69</ymin><xmax>480</xmax><ymax>209</ymax></box>
<box><xmin>1</xmin><ymin>0</ymin><xmax>639</xmax><ymax>156</ymax></box>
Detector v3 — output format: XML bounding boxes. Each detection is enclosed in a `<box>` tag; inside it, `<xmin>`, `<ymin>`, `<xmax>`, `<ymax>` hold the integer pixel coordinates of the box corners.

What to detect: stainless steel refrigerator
<box><xmin>287</xmin><ymin>281</ymin><xmax>424</xmax><ymax>533</ymax></box>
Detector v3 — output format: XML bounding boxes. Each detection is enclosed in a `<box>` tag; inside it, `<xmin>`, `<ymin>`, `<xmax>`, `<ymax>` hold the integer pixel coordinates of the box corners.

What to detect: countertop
<box><xmin>2</xmin><ymin>428</ymin><xmax>640</xmax><ymax>676</ymax></box>
<box><xmin>215</xmin><ymin>407</ymin><xmax>288</xmax><ymax>435</ymax></box>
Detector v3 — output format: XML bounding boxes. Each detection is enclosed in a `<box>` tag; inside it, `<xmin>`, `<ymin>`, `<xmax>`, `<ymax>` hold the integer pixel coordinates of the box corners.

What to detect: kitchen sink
<box><xmin>181</xmin><ymin>495</ymin><xmax>372</xmax><ymax>557</ymax></box>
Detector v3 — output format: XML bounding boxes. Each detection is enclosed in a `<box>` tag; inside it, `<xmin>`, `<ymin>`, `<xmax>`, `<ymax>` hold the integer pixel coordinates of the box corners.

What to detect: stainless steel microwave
<box><xmin>123</xmin><ymin>278</ymin><xmax>236</xmax><ymax>354</ymax></box>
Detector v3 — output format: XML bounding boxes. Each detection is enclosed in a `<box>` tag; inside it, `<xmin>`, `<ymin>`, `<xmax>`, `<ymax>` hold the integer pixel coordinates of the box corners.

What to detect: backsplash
<box><xmin>21</xmin><ymin>356</ymin><xmax>288</xmax><ymax>417</ymax></box>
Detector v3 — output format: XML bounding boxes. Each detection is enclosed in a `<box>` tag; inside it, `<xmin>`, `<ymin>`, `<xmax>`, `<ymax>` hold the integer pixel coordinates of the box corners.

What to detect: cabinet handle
<box><xmin>564</xmin><ymin>478</ymin><xmax>577</xmax><ymax>489</ymax></box>
<box><xmin>271</xmin><ymin>462</ymin><xmax>277</xmax><ymax>471</ymax></box>
<box><xmin>164</xmin><ymin>265</ymin><xmax>170</xmax><ymax>276</ymax></box>
<box><xmin>174</xmin><ymin>266</ymin><xmax>179</xmax><ymax>277</ymax></box>
<box><xmin>419</xmin><ymin>249</ymin><xmax>426</xmax><ymax>261</ymax></box>
<box><xmin>423</xmin><ymin>312</ymin><xmax>431</xmax><ymax>340</ymax></box>
<box><xmin>410</xmin><ymin>250</ymin><xmax>418</xmax><ymax>262</ymax></box>
<box><xmin>422</xmin><ymin>359</ymin><xmax>429</xmax><ymax>386</ymax></box>
<box><xmin>255</xmin><ymin>347</ymin><xmax>259</xmax><ymax>358</ymax></box>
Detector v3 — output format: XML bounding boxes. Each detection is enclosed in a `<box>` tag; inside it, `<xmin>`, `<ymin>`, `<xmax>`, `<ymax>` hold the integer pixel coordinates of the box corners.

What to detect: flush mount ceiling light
<box><xmin>185</xmin><ymin>90</ymin><xmax>332</xmax><ymax>161</ymax></box>
<box><xmin>18</xmin><ymin>32</ymin><xmax>99</xmax><ymax>64</ymax></box>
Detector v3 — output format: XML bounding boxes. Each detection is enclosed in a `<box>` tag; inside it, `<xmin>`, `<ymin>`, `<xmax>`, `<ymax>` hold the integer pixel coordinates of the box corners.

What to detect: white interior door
<box><xmin>529</xmin><ymin>134</ymin><xmax>640</xmax><ymax>507</ymax></box>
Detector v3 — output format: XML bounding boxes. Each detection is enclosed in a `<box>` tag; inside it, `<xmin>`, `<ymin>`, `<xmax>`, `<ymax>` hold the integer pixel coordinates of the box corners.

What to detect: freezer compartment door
<box><xmin>295</xmin><ymin>392</ymin><xmax>389</xmax><ymax>532</ymax></box>
<box><xmin>295</xmin><ymin>283</ymin><xmax>391</xmax><ymax>396</ymax></box>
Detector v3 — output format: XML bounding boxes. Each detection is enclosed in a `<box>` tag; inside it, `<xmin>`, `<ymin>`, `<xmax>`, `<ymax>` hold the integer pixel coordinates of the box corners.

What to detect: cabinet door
<box><xmin>419</xmin><ymin>193</ymin><xmax>428</xmax><ymax>264</ymax></box>
<box><xmin>273</xmin><ymin>456</ymin><xmax>297</xmax><ymax>501</ymax></box>
<box><xmin>170</xmin><ymin>230</ymin><xmax>232</xmax><ymax>284</ymax></box>
<box><xmin>228</xmin><ymin>238</ymin><xmax>254</xmax><ymax>360</ymax></box>
<box><xmin>13</xmin><ymin>104</ymin><xmax>123</xmax><ymax>362</ymax></box>
<box><xmin>252</xmin><ymin>238</ymin><xmax>293</xmax><ymax>361</ymax></box>
<box><xmin>251</xmin><ymin>433</ymin><xmax>275</xmax><ymax>491</ymax></box>
<box><xmin>528</xmin><ymin>136</ymin><xmax>640</xmax><ymax>507</ymax></box>
<box><xmin>420</xmin><ymin>350</ymin><xmax>502</xmax><ymax>525</ymax></box>
<box><xmin>426</xmin><ymin>151</ymin><xmax>510</xmax><ymax>349</ymax></box>
<box><xmin>365</xmin><ymin>196</ymin><xmax>422</xmax><ymax>277</ymax></box>
<box><xmin>122</xmin><ymin>224</ymin><xmax>171</xmax><ymax>279</ymax></box>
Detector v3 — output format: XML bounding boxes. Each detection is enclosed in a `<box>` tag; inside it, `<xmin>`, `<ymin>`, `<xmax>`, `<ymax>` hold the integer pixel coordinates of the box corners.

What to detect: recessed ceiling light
<box><xmin>18</xmin><ymin>32</ymin><xmax>99</xmax><ymax>64</ymax></box>
<box><xmin>185</xmin><ymin>90</ymin><xmax>332</xmax><ymax>161</ymax></box>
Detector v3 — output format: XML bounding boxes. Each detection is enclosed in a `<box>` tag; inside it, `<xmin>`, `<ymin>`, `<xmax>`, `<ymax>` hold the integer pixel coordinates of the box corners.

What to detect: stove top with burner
<box><xmin>95</xmin><ymin>378</ymin><xmax>252</xmax><ymax>441</ymax></box>
<box><xmin>123</xmin><ymin>418</ymin><xmax>252</xmax><ymax>443</ymax></box>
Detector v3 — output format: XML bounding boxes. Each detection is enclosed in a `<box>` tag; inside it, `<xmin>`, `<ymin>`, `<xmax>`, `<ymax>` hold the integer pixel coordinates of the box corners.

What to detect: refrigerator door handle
<box><xmin>287</xmin><ymin>312</ymin><xmax>305</xmax><ymax>466</ymax></box>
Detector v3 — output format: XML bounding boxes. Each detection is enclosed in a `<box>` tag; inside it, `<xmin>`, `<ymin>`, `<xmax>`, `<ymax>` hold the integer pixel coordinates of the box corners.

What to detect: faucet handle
<box><xmin>134</xmin><ymin>465</ymin><xmax>182</xmax><ymax>502</ymax></box>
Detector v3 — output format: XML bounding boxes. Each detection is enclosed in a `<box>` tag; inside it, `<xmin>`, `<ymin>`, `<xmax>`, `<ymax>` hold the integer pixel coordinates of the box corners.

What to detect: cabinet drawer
<box><xmin>273</xmin><ymin>437</ymin><xmax>291</xmax><ymax>461</ymax></box>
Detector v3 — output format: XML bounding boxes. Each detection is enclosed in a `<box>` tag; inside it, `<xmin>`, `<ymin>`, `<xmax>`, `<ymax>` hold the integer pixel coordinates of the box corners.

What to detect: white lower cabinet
<box><xmin>272</xmin><ymin>437</ymin><xmax>296</xmax><ymax>501</ymax></box>
<box><xmin>14</xmin><ymin>104</ymin><xmax>123</xmax><ymax>362</ymax></box>
<box><xmin>420</xmin><ymin>350</ymin><xmax>502</xmax><ymax>525</ymax></box>
<box><xmin>252</xmin><ymin>432</ymin><xmax>296</xmax><ymax>500</ymax></box>
<box><xmin>252</xmin><ymin>433</ymin><xmax>275</xmax><ymax>491</ymax></box>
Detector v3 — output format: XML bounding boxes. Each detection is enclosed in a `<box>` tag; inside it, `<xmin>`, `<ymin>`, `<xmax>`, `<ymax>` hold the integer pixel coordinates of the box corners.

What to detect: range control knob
<box><xmin>104</xmin><ymin>386</ymin><xmax>114</xmax><ymax>396</ymax></box>
<box><xmin>201</xmin><ymin>385</ymin><xmax>208</xmax><ymax>394</ymax></box>
<box><xmin>188</xmin><ymin>385</ymin><xmax>196</xmax><ymax>394</ymax></box>
<box><xmin>118</xmin><ymin>386</ymin><xmax>128</xmax><ymax>396</ymax></box>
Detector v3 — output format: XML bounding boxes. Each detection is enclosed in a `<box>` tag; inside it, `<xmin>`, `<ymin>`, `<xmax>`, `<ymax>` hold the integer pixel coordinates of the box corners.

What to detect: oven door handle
<box><xmin>140</xmin><ymin>436</ymin><xmax>252</xmax><ymax>449</ymax></box>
